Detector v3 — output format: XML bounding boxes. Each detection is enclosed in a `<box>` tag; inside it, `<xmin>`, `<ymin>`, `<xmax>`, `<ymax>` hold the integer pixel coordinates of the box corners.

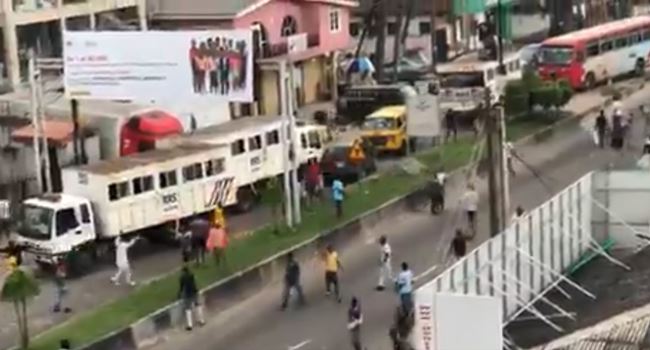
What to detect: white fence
<box><xmin>414</xmin><ymin>173</ymin><xmax>596</xmax><ymax>349</ymax></box>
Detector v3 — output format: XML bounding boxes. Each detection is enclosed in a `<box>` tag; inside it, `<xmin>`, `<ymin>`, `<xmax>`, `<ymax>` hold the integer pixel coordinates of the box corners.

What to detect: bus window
<box><xmin>248</xmin><ymin>135</ymin><xmax>262</xmax><ymax>151</ymax></box>
<box><xmin>308</xmin><ymin>131</ymin><xmax>322</xmax><ymax>149</ymax></box>
<box><xmin>643</xmin><ymin>30</ymin><xmax>650</xmax><ymax>41</ymax></box>
<box><xmin>614</xmin><ymin>36</ymin><xmax>628</xmax><ymax>49</ymax></box>
<box><xmin>600</xmin><ymin>40</ymin><xmax>613</xmax><ymax>53</ymax></box>
<box><xmin>301</xmin><ymin>133</ymin><xmax>308</xmax><ymax>149</ymax></box>
<box><xmin>231</xmin><ymin>139</ymin><xmax>246</xmax><ymax>156</ymax></box>
<box><xmin>586</xmin><ymin>43</ymin><xmax>599</xmax><ymax>57</ymax></box>
<box><xmin>629</xmin><ymin>32</ymin><xmax>641</xmax><ymax>44</ymax></box>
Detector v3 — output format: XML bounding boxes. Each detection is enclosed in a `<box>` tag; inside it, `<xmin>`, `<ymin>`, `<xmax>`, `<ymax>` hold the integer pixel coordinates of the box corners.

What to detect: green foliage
<box><xmin>2</xmin><ymin>268</ymin><xmax>40</xmax><ymax>349</ymax></box>
<box><xmin>532</xmin><ymin>80</ymin><xmax>573</xmax><ymax>110</ymax></box>
<box><xmin>504</xmin><ymin>71</ymin><xmax>573</xmax><ymax>117</ymax></box>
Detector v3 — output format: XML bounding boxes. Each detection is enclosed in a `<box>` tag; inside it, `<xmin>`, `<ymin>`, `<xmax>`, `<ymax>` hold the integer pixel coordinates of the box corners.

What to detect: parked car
<box><xmin>384</xmin><ymin>56</ymin><xmax>431</xmax><ymax>83</ymax></box>
<box><xmin>321</xmin><ymin>137</ymin><xmax>377</xmax><ymax>185</ymax></box>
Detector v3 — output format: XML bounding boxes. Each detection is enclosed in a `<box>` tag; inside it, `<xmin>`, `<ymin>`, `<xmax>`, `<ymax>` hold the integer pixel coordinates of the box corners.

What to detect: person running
<box><xmin>323</xmin><ymin>245</ymin><xmax>343</xmax><ymax>302</ymax></box>
<box><xmin>376</xmin><ymin>235</ymin><xmax>392</xmax><ymax>291</ymax></box>
<box><xmin>595</xmin><ymin>110</ymin><xmax>608</xmax><ymax>149</ymax></box>
<box><xmin>178</xmin><ymin>266</ymin><xmax>205</xmax><ymax>331</ymax></box>
<box><xmin>462</xmin><ymin>184</ymin><xmax>479</xmax><ymax>237</ymax></box>
<box><xmin>505</xmin><ymin>142</ymin><xmax>516</xmax><ymax>177</ymax></box>
<box><xmin>395</xmin><ymin>262</ymin><xmax>414</xmax><ymax>312</ymax></box>
<box><xmin>347</xmin><ymin>297</ymin><xmax>364</xmax><ymax>350</ymax></box>
<box><xmin>427</xmin><ymin>174</ymin><xmax>445</xmax><ymax>215</ymax></box>
<box><xmin>190</xmin><ymin>218</ymin><xmax>209</xmax><ymax>266</ymax></box>
<box><xmin>450</xmin><ymin>230</ymin><xmax>467</xmax><ymax>263</ymax></box>
<box><xmin>332</xmin><ymin>177</ymin><xmax>346</xmax><ymax>219</ymax></box>
<box><xmin>111</xmin><ymin>236</ymin><xmax>139</xmax><ymax>286</ymax></box>
<box><xmin>179</xmin><ymin>227</ymin><xmax>193</xmax><ymax>263</ymax></box>
<box><xmin>281</xmin><ymin>252</ymin><xmax>305</xmax><ymax>309</ymax></box>
<box><xmin>52</xmin><ymin>257</ymin><xmax>71</xmax><ymax>313</ymax></box>
<box><xmin>510</xmin><ymin>206</ymin><xmax>525</xmax><ymax>225</ymax></box>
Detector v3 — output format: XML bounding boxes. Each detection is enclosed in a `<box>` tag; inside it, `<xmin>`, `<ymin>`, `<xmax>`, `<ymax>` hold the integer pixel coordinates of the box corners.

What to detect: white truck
<box><xmin>437</xmin><ymin>52</ymin><xmax>522</xmax><ymax>112</ymax></box>
<box><xmin>159</xmin><ymin>115</ymin><xmax>329</xmax><ymax>212</ymax></box>
<box><xmin>15</xmin><ymin>142</ymin><xmax>238</xmax><ymax>267</ymax></box>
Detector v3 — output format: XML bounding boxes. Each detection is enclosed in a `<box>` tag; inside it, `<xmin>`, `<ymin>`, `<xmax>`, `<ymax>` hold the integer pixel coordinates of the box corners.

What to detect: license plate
<box><xmin>336</xmin><ymin>162</ymin><xmax>344</xmax><ymax>168</ymax></box>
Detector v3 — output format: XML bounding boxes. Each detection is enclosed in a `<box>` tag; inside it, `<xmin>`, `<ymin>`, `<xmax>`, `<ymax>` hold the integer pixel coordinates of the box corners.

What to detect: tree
<box><xmin>391</xmin><ymin>0</ymin><xmax>405</xmax><ymax>82</ymax></box>
<box><xmin>1</xmin><ymin>268</ymin><xmax>40</xmax><ymax>349</ymax></box>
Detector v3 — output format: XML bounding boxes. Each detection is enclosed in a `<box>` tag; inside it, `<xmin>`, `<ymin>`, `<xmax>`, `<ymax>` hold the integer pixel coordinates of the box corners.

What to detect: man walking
<box><xmin>462</xmin><ymin>184</ymin><xmax>479</xmax><ymax>237</ymax></box>
<box><xmin>323</xmin><ymin>245</ymin><xmax>343</xmax><ymax>302</ymax></box>
<box><xmin>332</xmin><ymin>177</ymin><xmax>346</xmax><ymax>219</ymax></box>
<box><xmin>178</xmin><ymin>266</ymin><xmax>205</xmax><ymax>331</ymax></box>
<box><xmin>190</xmin><ymin>218</ymin><xmax>209</xmax><ymax>265</ymax></box>
<box><xmin>347</xmin><ymin>297</ymin><xmax>364</xmax><ymax>350</ymax></box>
<box><xmin>376</xmin><ymin>235</ymin><xmax>392</xmax><ymax>291</ymax></box>
<box><xmin>179</xmin><ymin>228</ymin><xmax>193</xmax><ymax>263</ymax></box>
<box><xmin>444</xmin><ymin>109</ymin><xmax>458</xmax><ymax>142</ymax></box>
<box><xmin>595</xmin><ymin>110</ymin><xmax>607</xmax><ymax>148</ymax></box>
<box><xmin>52</xmin><ymin>257</ymin><xmax>71</xmax><ymax>313</ymax></box>
<box><xmin>450</xmin><ymin>230</ymin><xmax>467</xmax><ymax>263</ymax></box>
<box><xmin>396</xmin><ymin>262</ymin><xmax>414</xmax><ymax>312</ymax></box>
<box><xmin>111</xmin><ymin>236</ymin><xmax>139</xmax><ymax>286</ymax></box>
<box><xmin>281</xmin><ymin>252</ymin><xmax>305</xmax><ymax>309</ymax></box>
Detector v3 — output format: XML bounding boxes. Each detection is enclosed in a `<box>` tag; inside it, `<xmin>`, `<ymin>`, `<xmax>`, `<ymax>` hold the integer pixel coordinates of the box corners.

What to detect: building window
<box><xmin>281</xmin><ymin>16</ymin><xmax>298</xmax><ymax>37</ymax></box>
<box><xmin>329</xmin><ymin>8</ymin><xmax>341</xmax><ymax>32</ymax></box>
<box><xmin>349</xmin><ymin>22</ymin><xmax>361</xmax><ymax>36</ymax></box>
<box><xmin>387</xmin><ymin>21</ymin><xmax>399</xmax><ymax>36</ymax></box>
<box><xmin>159</xmin><ymin>170</ymin><xmax>178</xmax><ymax>189</ymax></box>
<box><xmin>419</xmin><ymin>21</ymin><xmax>431</xmax><ymax>35</ymax></box>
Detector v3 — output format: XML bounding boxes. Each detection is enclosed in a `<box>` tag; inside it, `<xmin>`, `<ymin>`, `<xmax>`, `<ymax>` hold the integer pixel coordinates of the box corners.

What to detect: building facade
<box><xmin>1</xmin><ymin>0</ymin><xmax>147</xmax><ymax>88</ymax></box>
<box><xmin>149</xmin><ymin>0</ymin><xmax>357</xmax><ymax>116</ymax></box>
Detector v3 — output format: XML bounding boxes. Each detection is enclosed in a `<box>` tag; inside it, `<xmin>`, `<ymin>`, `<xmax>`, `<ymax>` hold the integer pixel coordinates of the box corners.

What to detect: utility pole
<box><xmin>485</xmin><ymin>88</ymin><xmax>501</xmax><ymax>237</ymax></box>
<box><xmin>496</xmin><ymin>0</ymin><xmax>505</xmax><ymax>74</ymax></box>
<box><xmin>496</xmin><ymin>102</ymin><xmax>510</xmax><ymax>230</ymax></box>
<box><xmin>36</xmin><ymin>63</ymin><xmax>52</xmax><ymax>193</ymax></box>
<box><xmin>28</xmin><ymin>50</ymin><xmax>44</xmax><ymax>193</ymax></box>
<box><xmin>430</xmin><ymin>0</ymin><xmax>438</xmax><ymax>73</ymax></box>
<box><xmin>287</xmin><ymin>61</ymin><xmax>302</xmax><ymax>225</ymax></box>
<box><xmin>374</xmin><ymin>0</ymin><xmax>387</xmax><ymax>82</ymax></box>
<box><xmin>279</xmin><ymin>62</ymin><xmax>294</xmax><ymax>227</ymax></box>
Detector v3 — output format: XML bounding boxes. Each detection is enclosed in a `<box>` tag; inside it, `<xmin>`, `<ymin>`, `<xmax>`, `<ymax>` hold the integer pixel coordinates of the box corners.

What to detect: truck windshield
<box><xmin>363</xmin><ymin>117</ymin><xmax>397</xmax><ymax>130</ymax></box>
<box><xmin>18</xmin><ymin>205</ymin><xmax>53</xmax><ymax>240</ymax></box>
<box><xmin>438</xmin><ymin>72</ymin><xmax>485</xmax><ymax>88</ymax></box>
<box><xmin>538</xmin><ymin>46</ymin><xmax>574</xmax><ymax>66</ymax></box>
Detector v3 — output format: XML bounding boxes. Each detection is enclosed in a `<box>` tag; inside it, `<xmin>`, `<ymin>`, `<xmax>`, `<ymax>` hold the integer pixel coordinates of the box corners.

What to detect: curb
<box><xmin>32</xmin><ymin>87</ymin><xmax>638</xmax><ymax>350</ymax></box>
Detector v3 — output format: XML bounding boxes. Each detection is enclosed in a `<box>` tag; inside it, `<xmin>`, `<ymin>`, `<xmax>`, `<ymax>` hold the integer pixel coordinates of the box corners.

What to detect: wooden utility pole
<box><xmin>484</xmin><ymin>88</ymin><xmax>501</xmax><ymax>237</ymax></box>
<box><xmin>374</xmin><ymin>0</ymin><xmax>387</xmax><ymax>82</ymax></box>
<box><xmin>430</xmin><ymin>0</ymin><xmax>438</xmax><ymax>73</ymax></box>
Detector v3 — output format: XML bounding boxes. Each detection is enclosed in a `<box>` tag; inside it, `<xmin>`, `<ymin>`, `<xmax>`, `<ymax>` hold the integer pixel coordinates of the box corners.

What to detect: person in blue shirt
<box><xmin>331</xmin><ymin>178</ymin><xmax>345</xmax><ymax>219</ymax></box>
<box><xmin>395</xmin><ymin>262</ymin><xmax>414</xmax><ymax>312</ymax></box>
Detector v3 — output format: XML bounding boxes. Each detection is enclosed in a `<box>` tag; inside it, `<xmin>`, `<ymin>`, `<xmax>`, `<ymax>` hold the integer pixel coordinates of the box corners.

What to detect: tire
<box><xmin>584</xmin><ymin>72</ymin><xmax>596</xmax><ymax>90</ymax></box>
<box><xmin>235</xmin><ymin>186</ymin><xmax>257</xmax><ymax>213</ymax></box>
<box><xmin>635</xmin><ymin>59</ymin><xmax>645</xmax><ymax>77</ymax></box>
<box><xmin>397</xmin><ymin>141</ymin><xmax>407</xmax><ymax>156</ymax></box>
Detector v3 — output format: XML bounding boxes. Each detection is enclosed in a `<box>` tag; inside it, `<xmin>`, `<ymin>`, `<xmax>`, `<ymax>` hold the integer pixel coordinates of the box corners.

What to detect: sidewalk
<box><xmin>0</xmin><ymin>82</ymin><xmax>640</xmax><ymax>349</ymax></box>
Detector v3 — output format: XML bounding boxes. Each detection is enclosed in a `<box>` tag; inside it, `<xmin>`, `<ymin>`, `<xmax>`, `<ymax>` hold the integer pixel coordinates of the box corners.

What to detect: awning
<box><xmin>11</xmin><ymin>120</ymin><xmax>75</xmax><ymax>147</ymax></box>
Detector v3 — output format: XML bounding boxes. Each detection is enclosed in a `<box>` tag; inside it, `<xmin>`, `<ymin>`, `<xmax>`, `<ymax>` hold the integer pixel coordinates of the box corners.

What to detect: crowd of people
<box><xmin>188</xmin><ymin>37</ymin><xmax>249</xmax><ymax>95</ymax></box>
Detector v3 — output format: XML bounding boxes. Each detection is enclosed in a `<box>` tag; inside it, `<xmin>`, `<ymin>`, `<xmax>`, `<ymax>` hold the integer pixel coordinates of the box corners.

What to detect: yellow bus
<box><xmin>361</xmin><ymin>105</ymin><xmax>407</xmax><ymax>155</ymax></box>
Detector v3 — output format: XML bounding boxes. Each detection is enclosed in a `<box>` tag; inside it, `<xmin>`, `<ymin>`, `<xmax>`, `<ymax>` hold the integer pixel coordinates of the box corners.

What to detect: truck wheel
<box><xmin>398</xmin><ymin>141</ymin><xmax>407</xmax><ymax>156</ymax></box>
<box><xmin>235</xmin><ymin>187</ymin><xmax>258</xmax><ymax>213</ymax></box>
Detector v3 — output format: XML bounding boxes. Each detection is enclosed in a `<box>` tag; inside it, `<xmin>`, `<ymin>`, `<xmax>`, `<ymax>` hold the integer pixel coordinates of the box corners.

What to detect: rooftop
<box><xmin>74</xmin><ymin>142</ymin><xmax>225</xmax><ymax>176</ymax></box>
<box><xmin>506</xmin><ymin>248</ymin><xmax>650</xmax><ymax>349</ymax></box>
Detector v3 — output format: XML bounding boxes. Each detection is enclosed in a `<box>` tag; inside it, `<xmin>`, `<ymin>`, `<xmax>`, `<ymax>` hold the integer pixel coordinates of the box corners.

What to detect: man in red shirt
<box><xmin>305</xmin><ymin>159</ymin><xmax>322</xmax><ymax>204</ymax></box>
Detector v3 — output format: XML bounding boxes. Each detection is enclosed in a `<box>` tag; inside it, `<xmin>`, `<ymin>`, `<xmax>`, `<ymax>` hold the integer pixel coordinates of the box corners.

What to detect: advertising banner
<box><xmin>63</xmin><ymin>30</ymin><xmax>254</xmax><ymax>102</ymax></box>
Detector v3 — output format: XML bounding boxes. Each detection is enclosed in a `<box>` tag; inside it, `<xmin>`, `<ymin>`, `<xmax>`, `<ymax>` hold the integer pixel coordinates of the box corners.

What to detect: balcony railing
<box><xmin>261</xmin><ymin>33</ymin><xmax>320</xmax><ymax>58</ymax></box>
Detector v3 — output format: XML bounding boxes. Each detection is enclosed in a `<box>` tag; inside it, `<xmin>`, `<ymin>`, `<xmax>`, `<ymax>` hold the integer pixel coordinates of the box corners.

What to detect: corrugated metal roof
<box><xmin>149</xmin><ymin>0</ymin><xmax>261</xmax><ymax>19</ymax></box>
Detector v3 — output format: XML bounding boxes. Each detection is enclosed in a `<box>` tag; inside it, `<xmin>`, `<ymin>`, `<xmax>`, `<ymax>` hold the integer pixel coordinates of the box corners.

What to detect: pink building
<box><xmin>150</xmin><ymin>0</ymin><xmax>358</xmax><ymax>115</ymax></box>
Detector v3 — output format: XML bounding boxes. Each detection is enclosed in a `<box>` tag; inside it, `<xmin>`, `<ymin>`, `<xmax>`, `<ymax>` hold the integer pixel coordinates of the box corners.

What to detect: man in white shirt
<box><xmin>111</xmin><ymin>236</ymin><xmax>139</xmax><ymax>286</ymax></box>
<box><xmin>396</xmin><ymin>262</ymin><xmax>413</xmax><ymax>312</ymax></box>
<box><xmin>376</xmin><ymin>235</ymin><xmax>392</xmax><ymax>291</ymax></box>
<box><xmin>463</xmin><ymin>184</ymin><xmax>479</xmax><ymax>236</ymax></box>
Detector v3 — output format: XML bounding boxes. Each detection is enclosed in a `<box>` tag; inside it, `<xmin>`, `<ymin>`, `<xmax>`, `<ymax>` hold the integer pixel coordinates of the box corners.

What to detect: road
<box><xmin>148</xmin><ymin>87</ymin><xmax>650</xmax><ymax>350</ymax></box>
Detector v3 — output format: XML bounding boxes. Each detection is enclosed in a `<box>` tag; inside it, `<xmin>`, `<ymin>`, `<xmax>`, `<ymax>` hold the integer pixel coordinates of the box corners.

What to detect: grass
<box><xmin>24</xmin><ymin>113</ymin><xmax>559</xmax><ymax>350</ymax></box>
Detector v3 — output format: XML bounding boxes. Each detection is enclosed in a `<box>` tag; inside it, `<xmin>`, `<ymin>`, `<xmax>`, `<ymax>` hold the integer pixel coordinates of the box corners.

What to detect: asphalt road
<box><xmin>148</xmin><ymin>88</ymin><xmax>650</xmax><ymax>350</ymax></box>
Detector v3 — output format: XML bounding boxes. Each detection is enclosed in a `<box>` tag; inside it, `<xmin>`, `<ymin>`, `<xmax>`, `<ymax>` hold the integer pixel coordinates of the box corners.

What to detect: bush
<box><xmin>530</xmin><ymin>80</ymin><xmax>573</xmax><ymax>111</ymax></box>
<box><xmin>504</xmin><ymin>80</ymin><xmax>529</xmax><ymax>117</ymax></box>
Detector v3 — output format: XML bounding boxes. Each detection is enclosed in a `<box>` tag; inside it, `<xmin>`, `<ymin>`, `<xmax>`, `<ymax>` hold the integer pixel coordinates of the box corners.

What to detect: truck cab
<box><xmin>16</xmin><ymin>194</ymin><xmax>96</xmax><ymax>263</ymax></box>
<box><xmin>361</xmin><ymin>105</ymin><xmax>408</xmax><ymax>155</ymax></box>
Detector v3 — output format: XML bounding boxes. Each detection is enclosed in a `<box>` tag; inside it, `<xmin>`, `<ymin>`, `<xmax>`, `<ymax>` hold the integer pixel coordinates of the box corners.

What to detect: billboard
<box><xmin>63</xmin><ymin>30</ymin><xmax>254</xmax><ymax>102</ymax></box>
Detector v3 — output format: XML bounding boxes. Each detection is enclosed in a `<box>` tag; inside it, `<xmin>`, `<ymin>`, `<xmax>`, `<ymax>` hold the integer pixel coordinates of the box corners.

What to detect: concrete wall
<box><xmin>591</xmin><ymin>170</ymin><xmax>650</xmax><ymax>251</ymax></box>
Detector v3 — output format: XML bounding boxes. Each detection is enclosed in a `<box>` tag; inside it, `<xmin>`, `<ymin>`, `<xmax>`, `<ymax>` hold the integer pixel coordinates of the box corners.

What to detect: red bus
<box><xmin>537</xmin><ymin>16</ymin><xmax>650</xmax><ymax>90</ymax></box>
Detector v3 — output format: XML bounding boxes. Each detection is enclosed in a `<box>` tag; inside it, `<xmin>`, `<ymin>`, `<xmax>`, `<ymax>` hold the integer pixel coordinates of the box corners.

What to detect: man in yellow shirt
<box><xmin>324</xmin><ymin>244</ymin><xmax>343</xmax><ymax>303</ymax></box>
